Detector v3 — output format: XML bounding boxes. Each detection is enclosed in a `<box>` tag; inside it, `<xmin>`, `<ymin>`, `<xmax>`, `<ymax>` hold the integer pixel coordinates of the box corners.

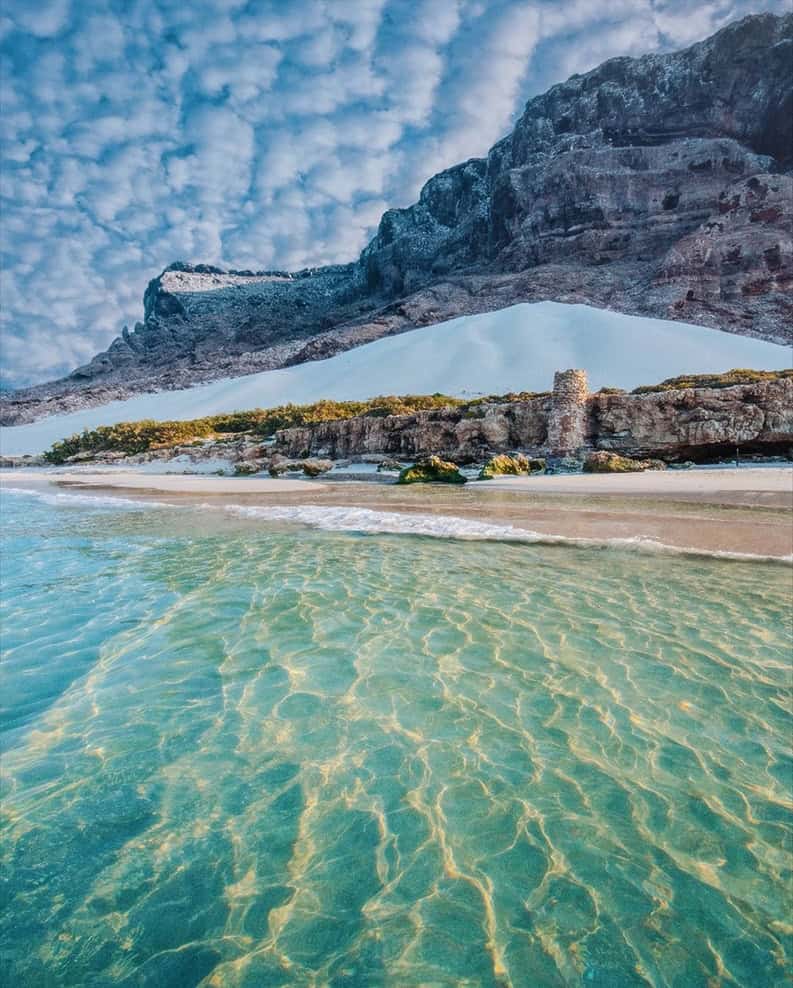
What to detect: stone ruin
<box><xmin>546</xmin><ymin>369</ymin><xmax>589</xmax><ymax>456</ymax></box>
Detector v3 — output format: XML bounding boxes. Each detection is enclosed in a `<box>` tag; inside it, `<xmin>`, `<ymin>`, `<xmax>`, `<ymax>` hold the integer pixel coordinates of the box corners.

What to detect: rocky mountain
<box><xmin>3</xmin><ymin>12</ymin><xmax>791</xmax><ymax>426</ymax></box>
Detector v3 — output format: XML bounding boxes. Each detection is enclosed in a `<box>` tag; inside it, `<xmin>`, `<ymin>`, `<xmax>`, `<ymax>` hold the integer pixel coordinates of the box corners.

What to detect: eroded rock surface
<box><xmin>275</xmin><ymin>377</ymin><xmax>793</xmax><ymax>463</ymax></box>
<box><xmin>3</xmin><ymin>13</ymin><xmax>791</xmax><ymax>426</ymax></box>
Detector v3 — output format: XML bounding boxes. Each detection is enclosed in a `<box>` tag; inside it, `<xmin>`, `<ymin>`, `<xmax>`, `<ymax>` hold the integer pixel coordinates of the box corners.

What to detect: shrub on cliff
<box><xmin>397</xmin><ymin>456</ymin><xmax>467</xmax><ymax>485</ymax></box>
<box><xmin>632</xmin><ymin>368</ymin><xmax>792</xmax><ymax>394</ymax></box>
<box><xmin>44</xmin><ymin>418</ymin><xmax>220</xmax><ymax>463</ymax></box>
<box><xmin>583</xmin><ymin>452</ymin><xmax>667</xmax><ymax>473</ymax></box>
<box><xmin>253</xmin><ymin>394</ymin><xmax>465</xmax><ymax>433</ymax></box>
<box><xmin>468</xmin><ymin>391</ymin><xmax>550</xmax><ymax>405</ymax></box>
<box><xmin>43</xmin><ymin>394</ymin><xmax>471</xmax><ymax>463</ymax></box>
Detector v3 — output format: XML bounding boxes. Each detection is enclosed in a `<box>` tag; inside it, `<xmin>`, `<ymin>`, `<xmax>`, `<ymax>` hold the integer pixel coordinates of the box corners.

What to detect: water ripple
<box><xmin>1</xmin><ymin>491</ymin><xmax>791</xmax><ymax>986</ymax></box>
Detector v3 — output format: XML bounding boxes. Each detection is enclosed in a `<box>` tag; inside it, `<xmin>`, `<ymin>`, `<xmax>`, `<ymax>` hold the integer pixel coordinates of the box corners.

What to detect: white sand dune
<box><xmin>2</xmin><ymin>301</ymin><xmax>790</xmax><ymax>456</ymax></box>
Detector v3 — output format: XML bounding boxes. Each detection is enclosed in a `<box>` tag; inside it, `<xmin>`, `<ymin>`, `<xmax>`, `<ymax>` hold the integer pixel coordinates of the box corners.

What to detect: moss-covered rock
<box><xmin>397</xmin><ymin>456</ymin><xmax>467</xmax><ymax>485</ymax></box>
<box><xmin>583</xmin><ymin>451</ymin><xmax>667</xmax><ymax>473</ymax></box>
<box><xmin>478</xmin><ymin>453</ymin><xmax>545</xmax><ymax>479</ymax></box>
<box><xmin>479</xmin><ymin>453</ymin><xmax>528</xmax><ymax>479</ymax></box>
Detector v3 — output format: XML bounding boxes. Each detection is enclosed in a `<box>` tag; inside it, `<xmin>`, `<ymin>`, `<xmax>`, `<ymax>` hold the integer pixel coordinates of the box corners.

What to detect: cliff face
<box><xmin>274</xmin><ymin>401</ymin><xmax>551</xmax><ymax>463</ymax></box>
<box><xmin>590</xmin><ymin>378</ymin><xmax>793</xmax><ymax>458</ymax></box>
<box><xmin>4</xmin><ymin>12</ymin><xmax>792</xmax><ymax>426</ymax></box>
<box><xmin>274</xmin><ymin>376</ymin><xmax>793</xmax><ymax>463</ymax></box>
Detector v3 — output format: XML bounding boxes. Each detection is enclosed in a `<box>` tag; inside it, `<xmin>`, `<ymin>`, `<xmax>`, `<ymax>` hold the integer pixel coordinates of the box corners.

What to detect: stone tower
<box><xmin>547</xmin><ymin>369</ymin><xmax>589</xmax><ymax>455</ymax></box>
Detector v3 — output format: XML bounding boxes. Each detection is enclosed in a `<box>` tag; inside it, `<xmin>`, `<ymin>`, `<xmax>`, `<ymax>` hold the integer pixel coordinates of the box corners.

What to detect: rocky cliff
<box><xmin>4</xmin><ymin>12</ymin><xmax>791</xmax><ymax>426</ymax></box>
<box><xmin>274</xmin><ymin>372</ymin><xmax>793</xmax><ymax>464</ymax></box>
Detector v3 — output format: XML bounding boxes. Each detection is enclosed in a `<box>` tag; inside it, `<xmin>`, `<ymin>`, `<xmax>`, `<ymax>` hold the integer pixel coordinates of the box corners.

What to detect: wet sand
<box><xmin>3</xmin><ymin>467</ymin><xmax>792</xmax><ymax>559</ymax></box>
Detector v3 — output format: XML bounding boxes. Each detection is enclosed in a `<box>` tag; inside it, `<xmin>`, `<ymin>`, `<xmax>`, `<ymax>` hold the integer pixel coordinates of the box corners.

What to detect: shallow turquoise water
<box><xmin>1</xmin><ymin>489</ymin><xmax>791</xmax><ymax>987</ymax></box>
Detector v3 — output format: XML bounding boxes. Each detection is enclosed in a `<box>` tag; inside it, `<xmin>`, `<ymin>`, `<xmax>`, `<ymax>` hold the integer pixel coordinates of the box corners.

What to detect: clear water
<box><xmin>1</xmin><ymin>489</ymin><xmax>791</xmax><ymax>987</ymax></box>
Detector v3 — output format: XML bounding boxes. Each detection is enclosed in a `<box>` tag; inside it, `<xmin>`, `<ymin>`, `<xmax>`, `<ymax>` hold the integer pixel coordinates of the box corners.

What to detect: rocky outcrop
<box><xmin>583</xmin><ymin>452</ymin><xmax>666</xmax><ymax>473</ymax></box>
<box><xmin>397</xmin><ymin>457</ymin><xmax>467</xmax><ymax>485</ymax></box>
<box><xmin>656</xmin><ymin>174</ymin><xmax>792</xmax><ymax>329</ymax></box>
<box><xmin>589</xmin><ymin>377</ymin><xmax>793</xmax><ymax>458</ymax></box>
<box><xmin>479</xmin><ymin>453</ymin><xmax>545</xmax><ymax>479</ymax></box>
<box><xmin>3</xmin><ymin>13</ymin><xmax>791</xmax><ymax>426</ymax></box>
<box><xmin>276</xmin><ymin>399</ymin><xmax>551</xmax><ymax>463</ymax></box>
<box><xmin>275</xmin><ymin>374</ymin><xmax>793</xmax><ymax>463</ymax></box>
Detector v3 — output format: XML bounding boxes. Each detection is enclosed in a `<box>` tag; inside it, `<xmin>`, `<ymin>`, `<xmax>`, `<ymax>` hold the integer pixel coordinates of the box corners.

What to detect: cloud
<box><xmin>0</xmin><ymin>0</ymin><xmax>787</xmax><ymax>386</ymax></box>
<box><xmin>10</xmin><ymin>0</ymin><xmax>71</xmax><ymax>39</ymax></box>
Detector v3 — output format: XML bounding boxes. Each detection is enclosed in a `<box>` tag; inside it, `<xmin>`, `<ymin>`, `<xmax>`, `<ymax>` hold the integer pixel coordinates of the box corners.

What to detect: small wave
<box><xmin>220</xmin><ymin>503</ymin><xmax>793</xmax><ymax>565</ymax></box>
<box><xmin>0</xmin><ymin>485</ymin><xmax>172</xmax><ymax>511</ymax></box>
<box><xmin>4</xmin><ymin>484</ymin><xmax>789</xmax><ymax>564</ymax></box>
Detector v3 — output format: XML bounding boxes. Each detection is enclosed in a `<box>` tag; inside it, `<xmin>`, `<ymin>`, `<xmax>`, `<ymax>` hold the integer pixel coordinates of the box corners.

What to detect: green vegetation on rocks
<box><xmin>478</xmin><ymin>453</ymin><xmax>545</xmax><ymax>479</ymax></box>
<box><xmin>632</xmin><ymin>368</ymin><xmax>792</xmax><ymax>395</ymax></box>
<box><xmin>397</xmin><ymin>456</ymin><xmax>467</xmax><ymax>485</ymax></box>
<box><xmin>42</xmin><ymin>394</ymin><xmax>467</xmax><ymax>464</ymax></box>
<box><xmin>583</xmin><ymin>451</ymin><xmax>667</xmax><ymax>473</ymax></box>
<box><xmin>41</xmin><ymin>370</ymin><xmax>790</xmax><ymax>465</ymax></box>
<box><xmin>475</xmin><ymin>391</ymin><xmax>550</xmax><ymax>404</ymax></box>
<box><xmin>42</xmin><ymin>390</ymin><xmax>558</xmax><ymax>465</ymax></box>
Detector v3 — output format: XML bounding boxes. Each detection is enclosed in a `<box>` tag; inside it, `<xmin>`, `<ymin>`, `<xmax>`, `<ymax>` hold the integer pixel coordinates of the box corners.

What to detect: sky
<box><xmin>0</xmin><ymin>0</ymin><xmax>786</xmax><ymax>388</ymax></box>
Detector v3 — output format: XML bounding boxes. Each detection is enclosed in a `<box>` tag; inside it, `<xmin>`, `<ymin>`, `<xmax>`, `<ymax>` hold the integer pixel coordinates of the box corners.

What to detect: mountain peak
<box><xmin>2</xmin><ymin>11</ymin><xmax>790</xmax><ymax>426</ymax></box>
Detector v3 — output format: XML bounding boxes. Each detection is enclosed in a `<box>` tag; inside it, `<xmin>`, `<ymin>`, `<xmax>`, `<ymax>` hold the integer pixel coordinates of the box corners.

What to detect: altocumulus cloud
<box><xmin>0</xmin><ymin>0</ymin><xmax>786</xmax><ymax>387</ymax></box>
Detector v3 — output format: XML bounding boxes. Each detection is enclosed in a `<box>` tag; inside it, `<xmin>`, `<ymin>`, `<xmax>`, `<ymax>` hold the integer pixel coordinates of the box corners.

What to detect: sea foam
<box><xmin>221</xmin><ymin>502</ymin><xmax>793</xmax><ymax>564</ymax></box>
<box><xmin>3</xmin><ymin>483</ymin><xmax>789</xmax><ymax>563</ymax></box>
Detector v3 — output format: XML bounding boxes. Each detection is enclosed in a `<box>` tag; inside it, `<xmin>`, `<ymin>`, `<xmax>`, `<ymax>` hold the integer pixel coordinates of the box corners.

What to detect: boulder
<box><xmin>479</xmin><ymin>453</ymin><xmax>529</xmax><ymax>479</ymax></box>
<box><xmin>478</xmin><ymin>453</ymin><xmax>546</xmax><ymax>479</ymax></box>
<box><xmin>583</xmin><ymin>451</ymin><xmax>667</xmax><ymax>473</ymax></box>
<box><xmin>302</xmin><ymin>459</ymin><xmax>333</xmax><ymax>477</ymax></box>
<box><xmin>397</xmin><ymin>456</ymin><xmax>467</xmax><ymax>485</ymax></box>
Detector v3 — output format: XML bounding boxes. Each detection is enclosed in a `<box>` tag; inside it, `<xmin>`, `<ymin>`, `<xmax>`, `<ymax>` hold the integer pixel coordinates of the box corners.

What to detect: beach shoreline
<box><xmin>3</xmin><ymin>466</ymin><xmax>792</xmax><ymax>559</ymax></box>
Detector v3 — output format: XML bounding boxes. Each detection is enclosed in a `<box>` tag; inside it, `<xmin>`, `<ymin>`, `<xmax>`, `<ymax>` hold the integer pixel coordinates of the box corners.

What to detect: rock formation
<box><xmin>3</xmin><ymin>12</ymin><xmax>791</xmax><ymax>426</ymax></box>
<box><xmin>582</xmin><ymin>452</ymin><xmax>666</xmax><ymax>473</ymax></box>
<box><xmin>274</xmin><ymin>375</ymin><xmax>793</xmax><ymax>464</ymax></box>
<box><xmin>396</xmin><ymin>456</ymin><xmax>467</xmax><ymax>485</ymax></box>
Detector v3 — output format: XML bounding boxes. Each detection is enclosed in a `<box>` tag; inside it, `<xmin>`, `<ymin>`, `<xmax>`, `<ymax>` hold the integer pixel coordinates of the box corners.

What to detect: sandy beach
<box><xmin>477</xmin><ymin>467</ymin><xmax>793</xmax><ymax>496</ymax></box>
<box><xmin>3</xmin><ymin>466</ymin><xmax>792</xmax><ymax>559</ymax></box>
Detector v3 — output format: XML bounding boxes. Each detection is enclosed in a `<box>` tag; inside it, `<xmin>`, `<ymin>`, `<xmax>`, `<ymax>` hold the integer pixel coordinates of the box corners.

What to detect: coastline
<box><xmin>3</xmin><ymin>466</ymin><xmax>792</xmax><ymax>560</ymax></box>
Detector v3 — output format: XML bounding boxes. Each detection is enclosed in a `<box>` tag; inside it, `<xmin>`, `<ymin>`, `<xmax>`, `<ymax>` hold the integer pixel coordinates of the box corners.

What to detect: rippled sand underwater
<box><xmin>1</xmin><ymin>490</ymin><xmax>791</xmax><ymax>987</ymax></box>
